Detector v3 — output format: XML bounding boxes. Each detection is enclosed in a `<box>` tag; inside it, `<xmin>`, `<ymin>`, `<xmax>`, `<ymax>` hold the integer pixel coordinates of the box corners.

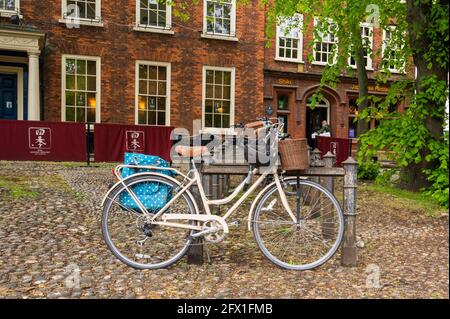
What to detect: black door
<box><xmin>306</xmin><ymin>107</ymin><xmax>328</xmax><ymax>147</ymax></box>
<box><xmin>0</xmin><ymin>74</ymin><xmax>18</xmax><ymax>120</ymax></box>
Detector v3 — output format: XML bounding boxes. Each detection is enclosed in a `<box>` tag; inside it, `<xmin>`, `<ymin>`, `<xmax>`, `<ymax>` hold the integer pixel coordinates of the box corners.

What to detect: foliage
<box><xmin>357</xmin><ymin>160</ymin><xmax>380</xmax><ymax>180</ymax></box>
<box><xmin>422</xmin><ymin>130</ymin><xmax>449</xmax><ymax>208</ymax></box>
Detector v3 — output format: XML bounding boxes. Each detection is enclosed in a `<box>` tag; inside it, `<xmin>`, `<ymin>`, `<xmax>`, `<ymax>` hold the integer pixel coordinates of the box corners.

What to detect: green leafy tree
<box><xmin>266</xmin><ymin>0</ymin><xmax>449</xmax><ymax>207</ymax></box>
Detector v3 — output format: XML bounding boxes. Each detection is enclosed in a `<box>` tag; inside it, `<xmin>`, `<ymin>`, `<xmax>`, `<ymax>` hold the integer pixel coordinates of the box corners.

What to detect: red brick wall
<box><xmin>15</xmin><ymin>0</ymin><xmax>266</xmax><ymax>131</ymax></box>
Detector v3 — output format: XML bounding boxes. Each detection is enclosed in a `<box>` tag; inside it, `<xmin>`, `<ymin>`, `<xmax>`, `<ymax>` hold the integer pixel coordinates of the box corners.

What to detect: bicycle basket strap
<box><xmin>122</xmin><ymin>152</ymin><xmax>176</xmax><ymax>178</ymax></box>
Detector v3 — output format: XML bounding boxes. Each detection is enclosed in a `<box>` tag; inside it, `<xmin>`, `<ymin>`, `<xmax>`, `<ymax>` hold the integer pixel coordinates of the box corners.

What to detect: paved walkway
<box><xmin>0</xmin><ymin>161</ymin><xmax>448</xmax><ymax>298</ymax></box>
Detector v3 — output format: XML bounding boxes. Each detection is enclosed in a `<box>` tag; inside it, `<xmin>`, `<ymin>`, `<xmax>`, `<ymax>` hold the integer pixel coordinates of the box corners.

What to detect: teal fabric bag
<box><xmin>119</xmin><ymin>153</ymin><xmax>176</xmax><ymax>212</ymax></box>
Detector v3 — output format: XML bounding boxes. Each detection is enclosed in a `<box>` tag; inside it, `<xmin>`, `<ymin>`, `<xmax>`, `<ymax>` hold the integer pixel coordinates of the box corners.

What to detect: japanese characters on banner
<box><xmin>0</xmin><ymin>120</ymin><xmax>86</xmax><ymax>161</ymax></box>
<box><xmin>94</xmin><ymin>124</ymin><xmax>173</xmax><ymax>162</ymax></box>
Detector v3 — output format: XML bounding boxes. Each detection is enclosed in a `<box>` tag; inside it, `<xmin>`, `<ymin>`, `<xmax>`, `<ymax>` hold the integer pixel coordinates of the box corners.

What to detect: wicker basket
<box><xmin>279</xmin><ymin>138</ymin><xmax>309</xmax><ymax>171</ymax></box>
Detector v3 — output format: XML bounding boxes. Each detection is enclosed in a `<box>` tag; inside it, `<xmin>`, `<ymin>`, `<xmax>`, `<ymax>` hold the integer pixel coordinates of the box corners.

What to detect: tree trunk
<box><xmin>353</xmin><ymin>23</ymin><xmax>370</xmax><ymax>145</ymax></box>
<box><xmin>403</xmin><ymin>0</ymin><xmax>448</xmax><ymax>191</ymax></box>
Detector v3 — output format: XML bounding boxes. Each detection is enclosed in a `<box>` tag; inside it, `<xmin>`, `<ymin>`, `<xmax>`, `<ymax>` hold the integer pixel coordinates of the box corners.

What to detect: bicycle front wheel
<box><xmin>102</xmin><ymin>174</ymin><xmax>198</xmax><ymax>270</ymax></box>
<box><xmin>252</xmin><ymin>178</ymin><xmax>344</xmax><ymax>270</ymax></box>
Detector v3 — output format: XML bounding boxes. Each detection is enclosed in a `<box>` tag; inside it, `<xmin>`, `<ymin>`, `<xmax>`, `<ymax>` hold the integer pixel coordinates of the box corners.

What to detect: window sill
<box><xmin>311</xmin><ymin>61</ymin><xmax>332</xmax><ymax>66</ymax></box>
<box><xmin>201</xmin><ymin>128</ymin><xmax>236</xmax><ymax>135</ymax></box>
<box><xmin>59</xmin><ymin>18</ymin><xmax>104</xmax><ymax>28</ymax></box>
<box><xmin>275</xmin><ymin>58</ymin><xmax>304</xmax><ymax>64</ymax></box>
<box><xmin>133</xmin><ymin>26</ymin><xmax>175</xmax><ymax>35</ymax></box>
<box><xmin>349</xmin><ymin>65</ymin><xmax>374</xmax><ymax>71</ymax></box>
<box><xmin>200</xmin><ymin>33</ymin><xmax>238</xmax><ymax>42</ymax></box>
<box><xmin>0</xmin><ymin>11</ymin><xmax>23</xmax><ymax>18</ymax></box>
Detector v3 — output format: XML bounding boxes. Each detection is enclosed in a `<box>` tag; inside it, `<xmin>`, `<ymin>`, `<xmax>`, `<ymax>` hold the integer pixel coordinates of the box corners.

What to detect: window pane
<box><xmin>66</xmin><ymin>107</ymin><xmax>75</xmax><ymax>121</ymax></box>
<box><xmin>206</xmin><ymin>85</ymin><xmax>214</xmax><ymax>98</ymax></box>
<box><xmin>87</xmin><ymin>61</ymin><xmax>96</xmax><ymax>75</ymax></box>
<box><xmin>205</xmin><ymin>113</ymin><xmax>213</xmax><ymax>127</ymax></box>
<box><xmin>66</xmin><ymin>59</ymin><xmax>76</xmax><ymax>74</ymax></box>
<box><xmin>158</xmin><ymin>81</ymin><xmax>166</xmax><ymax>95</ymax></box>
<box><xmin>206</xmin><ymin>70</ymin><xmax>214</xmax><ymax>83</ymax></box>
<box><xmin>86</xmin><ymin>2</ymin><xmax>96</xmax><ymax>19</ymax></box>
<box><xmin>223</xmin><ymin>86</ymin><xmax>231</xmax><ymax>99</ymax></box>
<box><xmin>148</xmin><ymin>97</ymin><xmax>157</xmax><ymax>109</ymax></box>
<box><xmin>157</xmin><ymin>111</ymin><xmax>166</xmax><ymax>125</ymax></box>
<box><xmin>158</xmin><ymin>13</ymin><xmax>166</xmax><ymax>27</ymax></box>
<box><xmin>222</xmin><ymin>114</ymin><xmax>230</xmax><ymax>128</ymax></box>
<box><xmin>140</xmin><ymin>9</ymin><xmax>149</xmax><ymax>24</ymax></box>
<box><xmin>140</xmin><ymin>0</ymin><xmax>148</xmax><ymax>9</ymax></box>
<box><xmin>223</xmin><ymin>101</ymin><xmax>230</xmax><ymax>113</ymax></box>
<box><xmin>214</xmin><ymin>85</ymin><xmax>222</xmax><ymax>99</ymax></box>
<box><xmin>76</xmin><ymin>92</ymin><xmax>86</xmax><ymax>106</ymax></box>
<box><xmin>77</xmin><ymin>75</ymin><xmax>86</xmax><ymax>91</ymax></box>
<box><xmin>148</xmin><ymin>111</ymin><xmax>156</xmax><ymax>125</ymax></box>
<box><xmin>158</xmin><ymin>66</ymin><xmax>166</xmax><ymax>80</ymax></box>
<box><xmin>138</xmin><ymin>95</ymin><xmax>147</xmax><ymax>110</ymax></box>
<box><xmin>87</xmin><ymin>93</ymin><xmax>96</xmax><ymax>107</ymax></box>
<box><xmin>87</xmin><ymin>76</ymin><xmax>96</xmax><ymax>91</ymax></box>
<box><xmin>215</xmin><ymin>71</ymin><xmax>223</xmax><ymax>84</ymax></box>
<box><xmin>66</xmin><ymin>75</ymin><xmax>75</xmax><ymax>90</ymax></box>
<box><xmin>148</xmin><ymin>81</ymin><xmax>157</xmax><ymax>95</ymax></box>
<box><xmin>87</xmin><ymin>107</ymin><xmax>96</xmax><ymax>122</ymax></box>
<box><xmin>205</xmin><ymin>100</ymin><xmax>213</xmax><ymax>113</ymax></box>
<box><xmin>148</xmin><ymin>66</ymin><xmax>157</xmax><ymax>80</ymax></box>
<box><xmin>213</xmin><ymin>114</ymin><xmax>221</xmax><ymax>128</ymax></box>
<box><xmin>76</xmin><ymin>60</ymin><xmax>86</xmax><ymax>75</ymax></box>
<box><xmin>138</xmin><ymin>110</ymin><xmax>146</xmax><ymax>124</ymax></box>
<box><xmin>223</xmin><ymin>71</ymin><xmax>231</xmax><ymax>85</ymax></box>
<box><xmin>139</xmin><ymin>80</ymin><xmax>148</xmax><ymax>94</ymax></box>
<box><xmin>157</xmin><ymin>97</ymin><xmax>166</xmax><ymax>111</ymax></box>
<box><xmin>76</xmin><ymin>107</ymin><xmax>85</xmax><ymax>123</ymax></box>
<box><xmin>139</xmin><ymin>65</ymin><xmax>148</xmax><ymax>79</ymax></box>
<box><xmin>66</xmin><ymin>91</ymin><xmax>75</xmax><ymax>106</ymax></box>
<box><xmin>149</xmin><ymin>10</ymin><xmax>157</xmax><ymax>25</ymax></box>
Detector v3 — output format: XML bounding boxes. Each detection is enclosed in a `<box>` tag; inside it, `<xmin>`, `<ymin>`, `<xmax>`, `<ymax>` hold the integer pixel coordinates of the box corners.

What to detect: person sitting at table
<box><xmin>312</xmin><ymin>120</ymin><xmax>331</xmax><ymax>139</ymax></box>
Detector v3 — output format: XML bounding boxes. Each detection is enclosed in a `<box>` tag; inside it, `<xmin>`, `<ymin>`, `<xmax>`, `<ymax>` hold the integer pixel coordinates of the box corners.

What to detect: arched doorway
<box><xmin>306</xmin><ymin>96</ymin><xmax>330</xmax><ymax>147</ymax></box>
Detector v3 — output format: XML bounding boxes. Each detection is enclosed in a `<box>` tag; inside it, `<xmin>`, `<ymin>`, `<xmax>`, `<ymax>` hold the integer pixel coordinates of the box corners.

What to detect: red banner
<box><xmin>94</xmin><ymin>123</ymin><xmax>173</xmax><ymax>162</ymax></box>
<box><xmin>0</xmin><ymin>120</ymin><xmax>86</xmax><ymax>162</ymax></box>
<box><xmin>317</xmin><ymin>136</ymin><xmax>351</xmax><ymax>167</ymax></box>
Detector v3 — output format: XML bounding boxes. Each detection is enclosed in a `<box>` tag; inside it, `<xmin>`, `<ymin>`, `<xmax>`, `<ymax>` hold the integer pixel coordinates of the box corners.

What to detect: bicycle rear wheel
<box><xmin>252</xmin><ymin>178</ymin><xmax>344</xmax><ymax>270</ymax></box>
<box><xmin>102</xmin><ymin>174</ymin><xmax>198</xmax><ymax>269</ymax></box>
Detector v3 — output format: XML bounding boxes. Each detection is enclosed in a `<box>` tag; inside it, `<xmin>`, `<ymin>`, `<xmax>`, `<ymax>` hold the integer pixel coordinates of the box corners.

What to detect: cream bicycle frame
<box><xmin>107</xmin><ymin>161</ymin><xmax>297</xmax><ymax>234</ymax></box>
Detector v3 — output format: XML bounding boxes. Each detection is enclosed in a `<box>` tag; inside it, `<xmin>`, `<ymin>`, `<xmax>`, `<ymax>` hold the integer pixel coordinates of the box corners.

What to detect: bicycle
<box><xmin>101</xmin><ymin>118</ymin><xmax>344</xmax><ymax>270</ymax></box>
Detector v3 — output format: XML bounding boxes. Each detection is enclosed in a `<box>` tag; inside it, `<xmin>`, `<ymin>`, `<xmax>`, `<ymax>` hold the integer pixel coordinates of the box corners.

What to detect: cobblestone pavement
<box><xmin>0</xmin><ymin>161</ymin><xmax>448</xmax><ymax>299</ymax></box>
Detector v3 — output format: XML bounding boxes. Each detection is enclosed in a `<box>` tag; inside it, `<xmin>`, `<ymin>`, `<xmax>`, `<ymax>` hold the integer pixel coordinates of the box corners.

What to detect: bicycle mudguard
<box><xmin>101</xmin><ymin>172</ymin><xmax>200</xmax><ymax>217</ymax></box>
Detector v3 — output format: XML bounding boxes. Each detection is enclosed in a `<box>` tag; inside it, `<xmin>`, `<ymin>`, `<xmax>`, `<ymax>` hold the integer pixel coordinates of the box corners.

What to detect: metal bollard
<box><xmin>321</xmin><ymin>152</ymin><xmax>336</xmax><ymax>239</ymax></box>
<box><xmin>341</xmin><ymin>157</ymin><xmax>358</xmax><ymax>267</ymax></box>
<box><xmin>187</xmin><ymin>161</ymin><xmax>204</xmax><ymax>265</ymax></box>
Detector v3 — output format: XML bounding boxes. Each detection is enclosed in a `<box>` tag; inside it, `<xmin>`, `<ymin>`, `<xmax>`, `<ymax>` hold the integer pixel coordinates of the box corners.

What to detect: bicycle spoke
<box><xmin>253</xmin><ymin>179</ymin><xmax>343</xmax><ymax>270</ymax></box>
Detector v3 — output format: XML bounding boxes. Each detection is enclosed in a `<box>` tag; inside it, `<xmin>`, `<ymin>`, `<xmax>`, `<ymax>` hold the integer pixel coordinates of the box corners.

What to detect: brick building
<box><xmin>0</xmin><ymin>0</ymin><xmax>409</xmax><ymax>142</ymax></box>
<box><xmin>264</xmin><ymin>14</ymin><xmax>411</xmax><ymax>145</ymax></box>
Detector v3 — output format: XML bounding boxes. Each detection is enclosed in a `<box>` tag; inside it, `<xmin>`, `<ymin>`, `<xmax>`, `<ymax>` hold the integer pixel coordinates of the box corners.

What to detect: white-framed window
<box><xmin>62</xmin><ymin>55</ymin><xmax>101</xmax><ymax>123</ymax></box>
<box><xmin>135</xmin><ymin>61</ymin><xmax>171</xmax><ymax>126</ymax></box>
<box><xmin>202</xmin><ymin>66</ymin><xmax>235</xmax><ymax>132</ymax></box>
<box><xmin>60</xmin><ymin>0</ymin><xmax>103</xmax><ymax>26</ymax></box>
<box><xmin>276</xmin><ymin>14</ymin><xmax>303</xmax><ymax>63</ymax></box>
<box><xmin>313</xmin><ymin>18</ymin><xmax>338</xmax><ymax>65</ymax></box>
<box><xmin>135</xmin><ymin>0</ymin><xmax>172</xmax><ymax>31</ymax></box>
<box><xmin>382</xmin><ymin>26</ymin><xmax>405</xmax><ymax>73</ymax></box>
<box><xmin>0</xmin><ymin>0</ymin><xmax>19</xmax><ymax>16</ymax></box>
<box><xmin>203</xmin><ymin>0</ymin><xmax>236</xmax><ymax>38</ymax></box>
<box><xmin>349</xmin><ymin>23</ymin><xmax>373</xmax><ymax>69</ymax></box>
